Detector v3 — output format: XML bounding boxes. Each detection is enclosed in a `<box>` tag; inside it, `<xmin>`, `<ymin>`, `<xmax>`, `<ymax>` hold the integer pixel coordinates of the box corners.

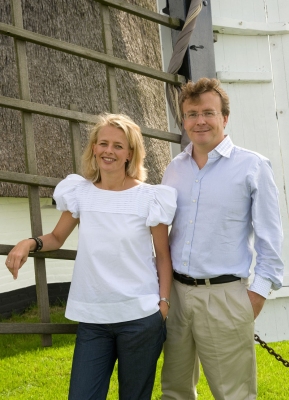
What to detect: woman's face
<box><xmin>92</xmin><ymin>125</ymin><xmax>132</xmax><ymax>175</ymax></box>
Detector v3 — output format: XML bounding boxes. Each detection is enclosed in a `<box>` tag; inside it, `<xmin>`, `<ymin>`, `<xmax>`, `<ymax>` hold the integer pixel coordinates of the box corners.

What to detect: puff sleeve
<box><xmin>53</xmin><ymin>174</ymin><xmax>85</xmax><ymax>218</ymax></box>
<box><xmin>146</xmin><ymin>185</ymin><xmax>177</xmax><ymax>227</ymax></box>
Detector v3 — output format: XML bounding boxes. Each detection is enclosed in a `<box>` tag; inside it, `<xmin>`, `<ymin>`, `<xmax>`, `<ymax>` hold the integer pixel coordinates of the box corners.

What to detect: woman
<box><xmin>5</xmin><ymin>113</ymin><xmax>177</xmax><ymax>400</ymax></box>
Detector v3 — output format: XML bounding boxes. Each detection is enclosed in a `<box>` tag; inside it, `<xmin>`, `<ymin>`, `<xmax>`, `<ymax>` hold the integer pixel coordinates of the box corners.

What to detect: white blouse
<box><xmin>53</xmin><ymin>174</ymin><xmax>177</xmax><ymax>323</ymax></box>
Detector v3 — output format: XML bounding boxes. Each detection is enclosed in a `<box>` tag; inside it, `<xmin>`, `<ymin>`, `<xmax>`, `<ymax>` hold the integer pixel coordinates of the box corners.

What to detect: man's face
<box><xmin>182</xmin><ymin>91</ymin><xmax>228</xmax><ymax>152</ymax></box>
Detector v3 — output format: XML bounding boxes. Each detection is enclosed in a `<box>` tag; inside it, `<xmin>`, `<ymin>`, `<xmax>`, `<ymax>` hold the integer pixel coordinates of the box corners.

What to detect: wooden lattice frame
<box><xmin>0</xmin><ymin>0</ymin><xmax>184</xmax><ymax>346</ymax></box>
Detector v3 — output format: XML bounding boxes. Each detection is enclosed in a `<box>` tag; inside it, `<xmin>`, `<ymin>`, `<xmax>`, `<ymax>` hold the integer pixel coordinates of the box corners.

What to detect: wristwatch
<box><xmin>159</xmin><ymin>297</ymin><xmax>170</xmax><ymax>308</ymax></box>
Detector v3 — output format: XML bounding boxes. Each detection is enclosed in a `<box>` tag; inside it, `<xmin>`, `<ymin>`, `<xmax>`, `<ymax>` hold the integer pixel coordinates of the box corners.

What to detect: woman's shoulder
<box><xmin>56</xmin><ymin>174</ymin><xmax>90</xmax><ymax>190</ymax></box>
<box><xmin>61</xmin><ymin>174</ymin><xmax>88</xmax><ymax>184</ymax></box>
<box><xmin>53</xmin><ymin>175</ymin><xmax>91</xmax><ymax>217</ymax></box>
<box><xmin>54</xmin><ymin>174</ymin><xmax>91</xmax><ymax>200</ymax></box>
<box><xmin>139</xmin><ymin>183</ymin><xmax>177</xmax><ymax>197</ymax></box>
<box><xmin>134</xmin><ymin>183</ymin><xmax>177</xmax><ymax>210</ymax></box>
<box><xmin>144</xmin><ymin>184</ymin><xmax>177</xmax><ymax>226</ymax></box>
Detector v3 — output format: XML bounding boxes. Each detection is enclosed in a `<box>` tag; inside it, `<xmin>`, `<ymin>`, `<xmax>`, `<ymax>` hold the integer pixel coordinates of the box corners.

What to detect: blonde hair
<box><xmin>179</xmin><ymin>77</ymin><xmax>230</xmax><ymax>117</ymax></box>
<box><xmin>82</xmin><ymin>113</ymin><xmax>147</xmax><ymax>182</ymax></box>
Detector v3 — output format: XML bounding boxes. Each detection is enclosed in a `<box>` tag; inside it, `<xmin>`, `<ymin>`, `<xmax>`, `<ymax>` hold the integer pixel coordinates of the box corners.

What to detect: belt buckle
<box><xmin>185</xmin><ymin>275</ymin><xmax>198</xmax><ymax>287</ymax></box>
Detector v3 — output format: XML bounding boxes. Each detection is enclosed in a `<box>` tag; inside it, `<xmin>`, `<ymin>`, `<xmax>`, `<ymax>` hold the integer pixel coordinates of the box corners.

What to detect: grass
<box><xmin>0</xmin><ymin>305</ymin><xmax>288</xmax><ymax>399</ymax></box>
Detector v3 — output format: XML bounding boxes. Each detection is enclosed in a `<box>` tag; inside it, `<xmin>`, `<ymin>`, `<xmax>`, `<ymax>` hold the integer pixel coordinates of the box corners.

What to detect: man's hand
<box><xmin>247</xmin><ymin>290</ymin><xmax>266</xmax><ymax>319</ymax></box>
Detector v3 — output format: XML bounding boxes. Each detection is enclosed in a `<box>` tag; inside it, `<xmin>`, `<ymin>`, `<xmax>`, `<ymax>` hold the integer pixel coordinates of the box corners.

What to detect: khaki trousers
<box><xmin>161</xmin><ymin>278</ymin><xmax>257</xmax><ymax>400</ymax></box>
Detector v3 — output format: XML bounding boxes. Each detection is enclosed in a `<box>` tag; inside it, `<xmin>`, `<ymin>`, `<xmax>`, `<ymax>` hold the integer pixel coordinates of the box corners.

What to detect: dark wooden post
<box><xmin>99</xmin><ymin>4</ymin><xmax>119</xmax><ymax>113</ymax></box>
<box><xmin>69</xmin><ymin>104</ymin><xmax>82</xmax><ymax>175</ymax></box>
<box><xmin>10</xmin><ymin>0</ymin><xmax>52</xmax><ymax>347</ymax></box>
<box><xmin>167</xmin><ymin>0</ymin><xmax>216</xmax><ymax>81</ymax></box>
<box><xmin>165</xmin><ymin>0</ymin><xmax>216</xmax><ymax>148</ymax></box>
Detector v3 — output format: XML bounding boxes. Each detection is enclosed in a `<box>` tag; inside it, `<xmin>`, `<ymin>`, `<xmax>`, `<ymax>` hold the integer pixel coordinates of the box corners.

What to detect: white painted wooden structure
<box><xmin>212</xmin><ymin>0</ymin><xmax>289</xmax><ymax>342</ymax></box>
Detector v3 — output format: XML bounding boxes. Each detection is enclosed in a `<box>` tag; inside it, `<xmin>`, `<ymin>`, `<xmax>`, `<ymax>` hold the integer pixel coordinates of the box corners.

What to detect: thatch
<box><xmin>0</xmin><ymin>0</ymin><xmax>171</xmax><ymax>197</ymax></box>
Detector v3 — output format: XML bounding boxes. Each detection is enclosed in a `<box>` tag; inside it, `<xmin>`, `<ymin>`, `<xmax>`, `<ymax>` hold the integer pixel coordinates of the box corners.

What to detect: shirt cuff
<box><xmin>249</xmin><ymin>274</ymin><xmax>272</xmax><ymax>299</ymax></box>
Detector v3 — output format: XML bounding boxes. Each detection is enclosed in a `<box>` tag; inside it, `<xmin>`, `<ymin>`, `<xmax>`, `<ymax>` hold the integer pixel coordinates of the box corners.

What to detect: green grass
<box><xmin>0</xmin><ymin>305</ymin><xmax>288</xmax><ymax>399</ymax></box>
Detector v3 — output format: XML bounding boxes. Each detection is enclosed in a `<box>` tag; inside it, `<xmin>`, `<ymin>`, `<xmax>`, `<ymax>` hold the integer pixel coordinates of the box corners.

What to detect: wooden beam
<box><xmin>0</xmin><ymin>323</ymin><xmax>78</xmax><ymax>334</ymax></box>
<box><xmin>213</xmin><ymin>17</ymin><xmax>289</xmax><ymax>36</ymax></box>
<box><xmin>95</xmin><ymin>0</ymin><xmax>182</xmax><ymax>30</ymax></box>
<box><xmin>100</xmin><ymin>4</ymin><xmax>119</xmax><ymax>113</ymax></box>
<box><xmin>0</xmin><ymin>22</ymin><xmax>185</xmax><ymax>85</ymax></box>
<box><xmin>0</xmin><ymin>170</ymin><xmax>60</xmax><ymax>187</ymax></box>
<box><xmin>0</xmin><ymin>95</ymin><xmax>98</xmax><ymax>123</ymax></box>
<box><xmin>69</xmin><ymin>105</ymin><xmax>83</xmax><ymax>175</ymax></box>
<box><xmin>0</xmin><ymin>96</ymin><xmax>181</xmax><ymax>143</ymax></box>
<box><xmin>141</xmin><ymin>126</ymin><xmax>181</xmax><ymax>144</ymax></box>
<box><xmin>11</xmin><ymin>0</ymin><xmax>51</xmax><ymax>347</ymax></box>
<box><xmin>217</xmin><ymin>71</ymin><xmax>272</xmax><ymax>83</ymax></box>
<box><xmin>0</xmin><ymin>244</ymin><xmax>76</xmax><ymax>260</ymax></box>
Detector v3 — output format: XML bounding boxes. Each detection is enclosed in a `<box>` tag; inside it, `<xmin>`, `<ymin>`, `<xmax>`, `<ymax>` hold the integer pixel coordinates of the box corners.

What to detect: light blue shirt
<box><xmin>162</xmin><ymin>136</ymin><xmax>284</xmax><ymax>298</ymax></box>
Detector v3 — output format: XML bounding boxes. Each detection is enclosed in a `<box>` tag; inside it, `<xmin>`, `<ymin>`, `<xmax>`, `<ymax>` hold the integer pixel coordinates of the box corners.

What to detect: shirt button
<box><xmin>189</xmin><ymin>220</ymin><xmax>193</xmax><ymax>224</ymax></box>
<box><xmin>186</xmin><ymin>241</ymin><xmax>190</xmax><ymax>244</ymax></box>
<box><xmin>195</xmin><ymin>179</ymin><xmax>199</xmax><ymax>183</ymax></box>
<box><xmin>183</xmin><ymin>262</ymin><xmax>187</xmax><ymax>266</ymax></box>
<box><xmin>192</xmin><ymin>199</ymin><xmax>196</xmax><ymax>203</ymax></box>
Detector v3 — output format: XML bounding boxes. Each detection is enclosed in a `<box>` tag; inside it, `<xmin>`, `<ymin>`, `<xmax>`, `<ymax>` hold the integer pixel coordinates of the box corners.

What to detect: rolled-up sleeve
<box><xmin>250</xmin><ymin>159</ymin><xmax>284</xmax><ymax>297</ymax></box>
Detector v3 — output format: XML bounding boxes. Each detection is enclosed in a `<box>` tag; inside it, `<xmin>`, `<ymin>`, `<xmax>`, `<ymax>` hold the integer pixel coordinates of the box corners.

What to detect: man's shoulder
<box><xmin>233</xmin><ymin>145</ymin><xmax>270</xmax><ymax>164</ymax></box>
<box><xmin>168</xmin><ymin>150</ymin><xmax>189</xmax><ymax>167</ymax></box>
<box><xmin>162</xmin><ymin>150</ymin><xmax>190</xmax><ymax>186</ymax></box>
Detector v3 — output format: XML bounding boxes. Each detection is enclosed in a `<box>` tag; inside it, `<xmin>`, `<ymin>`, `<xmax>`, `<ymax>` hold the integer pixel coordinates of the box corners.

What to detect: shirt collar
<box><xmin>211</xmin><ymin>135</ymin><xmax>234</xmax><ymax>158</ymax></box>
<box><xmin>184</xmin><ymin>135</ymin><xmax>234</xmax><ymax>159</ymax></box>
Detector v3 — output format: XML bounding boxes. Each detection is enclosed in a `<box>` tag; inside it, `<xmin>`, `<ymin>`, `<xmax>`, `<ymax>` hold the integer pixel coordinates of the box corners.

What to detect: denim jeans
<box><xmin>68</xmin><ymin>310</ymin><xmax>166</xmax><ymax>400</ymax></box>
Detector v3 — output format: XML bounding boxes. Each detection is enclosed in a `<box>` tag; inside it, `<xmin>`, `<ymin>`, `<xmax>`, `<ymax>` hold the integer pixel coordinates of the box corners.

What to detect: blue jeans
<box><xmin>68</xmin><ymin>310</ymin><xmax>166</xmax><ymax>400</ymax></box>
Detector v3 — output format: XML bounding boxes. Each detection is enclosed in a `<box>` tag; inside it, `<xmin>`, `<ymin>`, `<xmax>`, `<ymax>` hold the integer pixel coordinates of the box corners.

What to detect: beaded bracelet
<box><xmin>29</xmin><ymin>237</ymin><xmax>43</xmax><ymax>252</ymax></box>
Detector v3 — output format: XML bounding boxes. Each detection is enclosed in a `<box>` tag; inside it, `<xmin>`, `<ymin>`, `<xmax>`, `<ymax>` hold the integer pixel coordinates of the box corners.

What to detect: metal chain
<box><xmin>254</xmin><ymin>334</ymin><xmax>289</xmax><ymax>367</ymax></box>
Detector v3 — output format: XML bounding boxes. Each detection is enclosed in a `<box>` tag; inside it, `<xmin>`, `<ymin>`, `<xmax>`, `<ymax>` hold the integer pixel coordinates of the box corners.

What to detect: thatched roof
<box><xmin>0</xmin><ymin>0</ymin><xmax>171</xmax><ymax>197</ymax></box>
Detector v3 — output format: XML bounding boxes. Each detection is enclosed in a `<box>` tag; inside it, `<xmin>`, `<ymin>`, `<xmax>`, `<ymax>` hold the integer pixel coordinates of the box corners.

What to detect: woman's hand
<box><xmin>5</xmin><ymin>211</ymin><xmax>79</xmax><ymax>280</ymax></box>
<box><xmin>159</xmin><ymin>300</ymin><xmax>169</xmax><ymax>321</ymax></box>
<box><xmin>5</xmin><ymin>239</ymin><xmax>35</xmax><ymax>280</ymax></box>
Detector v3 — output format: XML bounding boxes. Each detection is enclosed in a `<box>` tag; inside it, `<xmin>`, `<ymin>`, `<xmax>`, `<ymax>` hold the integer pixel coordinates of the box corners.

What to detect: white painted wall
<box><xmin>0</xmin><ymin>198</ymin><xmax>77</xmax><ymax>293</ymax></box>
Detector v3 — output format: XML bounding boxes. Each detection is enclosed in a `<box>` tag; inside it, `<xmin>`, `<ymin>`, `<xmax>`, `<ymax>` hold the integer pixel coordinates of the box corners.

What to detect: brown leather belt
<box><xmin>173</xmin><ymin>271</ymin><xmax>241</xmax><ymax>286</ymax></box>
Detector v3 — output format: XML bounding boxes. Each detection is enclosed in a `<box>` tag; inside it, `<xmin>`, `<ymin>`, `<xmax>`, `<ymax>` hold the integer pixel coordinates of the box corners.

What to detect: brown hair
<box><xmin>82</xmin><ymin>113</ymin><xmax>147</xmax><ymax>183</ymax></box>
<box><xmin>179</xmin><ymin>77</ymin><xmax>230</xmax><ymax>117</ymax></box>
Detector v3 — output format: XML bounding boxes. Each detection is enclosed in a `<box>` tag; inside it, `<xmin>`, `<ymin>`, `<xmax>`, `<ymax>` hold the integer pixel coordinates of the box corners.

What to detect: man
<box><xmin>161</xmin><ymin>78</ymin><xmax>283</xmax><ymax>400</ymax></box>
